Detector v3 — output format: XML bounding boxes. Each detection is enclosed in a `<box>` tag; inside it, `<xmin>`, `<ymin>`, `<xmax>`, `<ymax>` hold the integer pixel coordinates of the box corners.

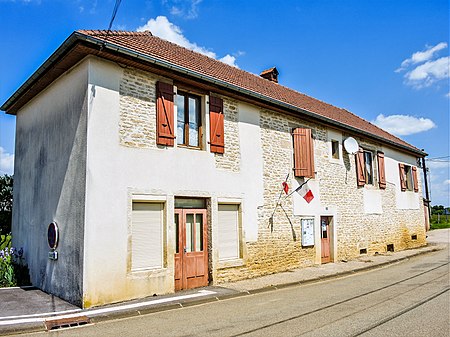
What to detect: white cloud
<box><xmin>427</xmin><ymin>161</ymin><xmax>449</xmax><ymax>170</ymax></box>
<box><xmin>0</xmin><ymin>147</ymin><xmax>14</xmax><ymax>175</ymax></box>
<box><xmin>396</xmin><ymin>42</ymin><xmax>449</xmax><ymax>89</ymax></box>
<box><xmin>425</xmin><ymin>160</ymin><xmax>449</xmax><ymax>205</ymax></box>
<box><xmin>372</xmin><ymin>114</ymin><xmax>436</xmax><ymax>136</ymax></box>
<box><xmin>405</xmin><ymin>56</ymin><xmax>449</xmax><ymax>88</ymax></box>
<box><xmin>137</xmin><ymin>16</ymin><xmax>240</xmax><ymax>67</ymax></box>
<box><xmin>219</xmin><ymin>54</ymin><xmax>238</xmax><ymax>67</ymax></box>
<box><xmin>167</xmin><ymin>0</ymin><xmax>202</xmax><ymax>19</ymax></box>
<box><xmin>396</xmin><ymin>42</ymin><xmax>447</xmax><ymax>71</ymax></box>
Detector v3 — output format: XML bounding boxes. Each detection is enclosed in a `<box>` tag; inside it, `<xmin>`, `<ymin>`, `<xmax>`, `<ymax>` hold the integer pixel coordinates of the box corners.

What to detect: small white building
<box><xmin>1</xmin><ymin>30</ymin><xmax>427</xmax><ymax>308</ymax></box>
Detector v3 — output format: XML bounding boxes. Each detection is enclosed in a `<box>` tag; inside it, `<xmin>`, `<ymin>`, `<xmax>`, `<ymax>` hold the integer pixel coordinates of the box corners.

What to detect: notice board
<box><xmin>301</xmin><ymin>218</ymin><xmax>314</xmax><ymax>247</ymax></box>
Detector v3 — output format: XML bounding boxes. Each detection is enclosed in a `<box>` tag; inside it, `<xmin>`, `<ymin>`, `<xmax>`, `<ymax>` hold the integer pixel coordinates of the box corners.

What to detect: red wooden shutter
<box><xmin>293</xmin><ymin>128</ymin><xmax>315</xmax><ymax>178</ymax></box>
<box><xmin>209</xmin><ymin>96</ymin><xmax>224</xmax><ymax>154</ymax></box>
<box><xmin>412</xmin><ymin>166</ymin><xmax>419</xmax><ymax>192</ymax></box>
<box><xmin>156</xmin><ymin>81</ymin><xmax>175</xmax><ymax>146</ymax></box>
<box><xmin>377</xmin><ymin>152</ymin><xmax>386</xmax><ymax>189</ymax></box>
<box><xmin>398</xmin><ymin>163</ymin><xmax>407</xmax><ymax>191</ymax></box>
<box><xmin>355</xmin><ymin>148</ymin><xmax>365</xmax><ymax>187</ymax></box>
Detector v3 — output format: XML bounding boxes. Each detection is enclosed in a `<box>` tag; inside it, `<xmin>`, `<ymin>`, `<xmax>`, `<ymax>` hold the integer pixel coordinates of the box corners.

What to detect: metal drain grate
<box><xmin>45</xmin><ymin>316</ymin><xmax>90</xmax><ymax>331</ymax></box>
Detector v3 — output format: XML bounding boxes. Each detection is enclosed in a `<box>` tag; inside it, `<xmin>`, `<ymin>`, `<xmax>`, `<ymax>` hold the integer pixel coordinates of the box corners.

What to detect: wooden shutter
<box><xmin>131</xmin><ymin>202</ymin><xmax>163</xmax><ymax>271</ymax></box>
<box><xmin>293</xmin><ymin>128</ymin><xmax>315</xmax><ymax>178</ymax></box>
<box><xmin>156</xmin><ymin>81</ymin><xmax>175</xmax><ymax>146</ymax></box>
<box><xmin>209</xmin><ymin>96</ymin><xmax>224</xmax><ymax>154</ymax></box>
<box><xmin>377</xmin><ymin>152</ymin><xmax>386</xmax><ymax>189</ymax></box>
<box><xmin>399</xmin><ymin>163</ymin><xmax>407</xmax><ymax>191</ymax></box>
<box><xmin>412</xmin><ymin>166</ymin><xmax>419</xmax><ymax>192</ymax></box>
<box><xmin>355</xmin><ymin>148</ymin><xmax>366</xmax><ymax>187</ymax></box>
<box><xmin>218</xmin><ymin>204</ymin><xmax>239</xmax><ymax>261</ymax></box>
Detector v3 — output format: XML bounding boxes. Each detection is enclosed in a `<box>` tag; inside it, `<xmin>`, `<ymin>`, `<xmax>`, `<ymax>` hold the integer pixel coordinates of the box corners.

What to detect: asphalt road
<box><xmin>21</xmin><ymin>247</ymin><xmax>449</xmax><ymax>337</ymax></box>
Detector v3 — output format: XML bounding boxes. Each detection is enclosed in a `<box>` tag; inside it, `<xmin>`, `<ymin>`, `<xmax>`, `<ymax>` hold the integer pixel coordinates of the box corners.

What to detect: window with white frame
<box><xmin>218</xmin><ymin>204</ymin><xmax>241</xmax><ymax>261</ymax></box>
<box><xmin>131</xmin><ymin>202</ymin><xmax>164</xmax><ymax>271</ymax></box>
<box><xmin>331</xmin><ymin>140</ymin><xmax>340</xmax><ymax>159</ymax></box>
<box><xmin>176</xmin><ymin>91</ymin><xmax>202</xmax><ymax>148</ymax></box>
<box><xmin>399</xmin><ymin>163</ymin><xmax>418</xmax><ymax>192</ymax></box>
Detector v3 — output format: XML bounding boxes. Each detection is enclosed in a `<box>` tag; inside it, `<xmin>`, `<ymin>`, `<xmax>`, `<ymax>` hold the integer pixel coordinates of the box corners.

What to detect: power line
<box><xmin>102</xmin><ymin>0</ymin><xmax>123</xmax><ymax>48</ymax></box>
<box><xmin>107</xmin><ymin>0</ymin><xmax>122</xmax><ymax>32</ymax></box>
<box><xmin>427</xmin><ymin>155</ymin><xmax>450</xmax><ymax>160</ymax></box>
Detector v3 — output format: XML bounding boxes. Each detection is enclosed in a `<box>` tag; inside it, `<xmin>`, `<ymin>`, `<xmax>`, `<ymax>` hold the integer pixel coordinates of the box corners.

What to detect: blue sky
<box><xmin>0</xmin><ymin>0</ymin><xmax>448</xmax><ymax>205</ymax></box>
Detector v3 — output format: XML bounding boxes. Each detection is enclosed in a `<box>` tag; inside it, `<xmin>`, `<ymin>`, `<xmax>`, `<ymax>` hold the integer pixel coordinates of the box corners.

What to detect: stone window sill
<box><xmin>217</xmin><ymin>259</ymin><xmax>245</xmax><ymax>269</ymax></box>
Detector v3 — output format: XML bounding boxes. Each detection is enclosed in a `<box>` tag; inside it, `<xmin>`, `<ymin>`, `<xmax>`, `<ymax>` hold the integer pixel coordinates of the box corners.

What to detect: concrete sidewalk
<box><xmin>1</xmin><ymin>229</ymin><xmax>448</xmax><ymax>335</ymax></box>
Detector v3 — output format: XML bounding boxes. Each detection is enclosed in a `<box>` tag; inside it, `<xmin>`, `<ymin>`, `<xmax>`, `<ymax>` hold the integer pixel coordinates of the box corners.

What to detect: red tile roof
<box><xmin>4</xmin><ymin>29</ymin><xmax>423</xmax><ymax>154</ymax></box>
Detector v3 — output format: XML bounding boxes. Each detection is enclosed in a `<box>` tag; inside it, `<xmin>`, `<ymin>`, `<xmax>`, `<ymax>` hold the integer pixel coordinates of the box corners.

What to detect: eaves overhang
<box><xmin>0</xmin><ymin>32</ymin><xmax>427</xmax><ymax>157</ymax></box>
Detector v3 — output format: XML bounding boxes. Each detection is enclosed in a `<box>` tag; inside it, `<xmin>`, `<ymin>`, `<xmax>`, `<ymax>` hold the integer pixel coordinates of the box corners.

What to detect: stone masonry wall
<box><xmin>213</xmin><ymin>96</ymin><xmax>241</xmax><ymax>172</ymax></box>
<box><xmin>119</xmin><ymin>67</ymin><xmax>159</xmax><ymax>148</ymax></box>
<box><xmin>216</xmin><ymin>107</ymin><xmax>426</xmax><ymax>284</ymax></box>
<box><xmin>216</xmin><ymin>109</ymin><xmax>319</xmax><ymax>283</ymax></box>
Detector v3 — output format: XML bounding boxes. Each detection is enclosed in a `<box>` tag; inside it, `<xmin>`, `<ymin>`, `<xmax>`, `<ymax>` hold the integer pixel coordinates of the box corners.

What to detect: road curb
<box><xmin>0</xmin><ymin>321</ymin><xmax>46</xmax><ymax>336</ymax></box>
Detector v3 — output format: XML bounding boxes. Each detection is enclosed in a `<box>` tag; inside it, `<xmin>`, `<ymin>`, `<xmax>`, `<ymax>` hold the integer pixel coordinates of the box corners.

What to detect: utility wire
<box><xmin>107</xmin><ymin>0</ymin><xmax>122</xmax><ymax>32</ymax></box>
<box><xmin>102</xmin><ymin>0</ymin><xmax>123</xmax><ymax>48</ymax></box>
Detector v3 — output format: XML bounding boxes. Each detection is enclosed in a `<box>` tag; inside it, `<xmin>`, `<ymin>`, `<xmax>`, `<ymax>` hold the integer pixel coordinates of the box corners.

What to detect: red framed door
<box><xmin>174</xmin><ymin>209</ymin><xmax>208</xmax><ymax>291</ymax></box>
<box><xmin>321</xmin><ymin>216</ymin><xmax>331</xmax><ymax>264</ymax></box>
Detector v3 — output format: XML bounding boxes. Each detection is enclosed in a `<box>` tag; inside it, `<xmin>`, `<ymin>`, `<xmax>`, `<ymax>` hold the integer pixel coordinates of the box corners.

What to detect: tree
<box><xmin>431</xmin><ymin>205</ymin><xmax>445</xmax><ymax>215</ymax></box>
<box><xmin>0</xmin><ymin>175</ymin><xmax>13</xmax><ymax>246</ymax></box>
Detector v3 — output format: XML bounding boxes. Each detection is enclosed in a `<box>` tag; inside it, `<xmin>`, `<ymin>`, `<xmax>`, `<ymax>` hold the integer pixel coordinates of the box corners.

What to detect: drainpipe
<box><xmin>421</xmin><ymin>154</ymin><xmax>431</xmax><ymax>224</ymax></box>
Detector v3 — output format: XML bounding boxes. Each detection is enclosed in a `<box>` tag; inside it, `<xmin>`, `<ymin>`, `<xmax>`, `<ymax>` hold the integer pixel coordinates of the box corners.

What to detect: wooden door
<box><xmin>174</xmin><ymin>209</ymin><xmax>208</xmax><ymax>291</ymax></box>
<box><xmin>321</xmin><ymin>216</ymin><xmax>331</xmax><ymax>264</ymax></box>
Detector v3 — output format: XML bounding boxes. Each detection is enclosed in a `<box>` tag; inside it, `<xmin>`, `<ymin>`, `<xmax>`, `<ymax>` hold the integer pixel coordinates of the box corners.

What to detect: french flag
<box><xmin>296</xmin><ymin>182</ymin><xmax>314</xmax><ymax>203</ymax></box>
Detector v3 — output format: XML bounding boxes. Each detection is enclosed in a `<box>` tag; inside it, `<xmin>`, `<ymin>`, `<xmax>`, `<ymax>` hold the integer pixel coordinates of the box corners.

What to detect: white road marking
<box><xmin>0</xmin><ymin>290</ymin><xmax>217</xmax><ymax>326</ymax></box>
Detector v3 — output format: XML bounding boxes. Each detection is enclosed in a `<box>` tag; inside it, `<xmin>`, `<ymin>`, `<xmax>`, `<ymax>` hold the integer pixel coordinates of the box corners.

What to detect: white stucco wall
<box><xmin>12</xmin><ymin>60</ymin><xmax>88</xmax><ymax>306</ymax></box>
<box><xmin>384</xmin><ymin>147</ymin><xmax>420</xmax><ymax>210</ymax></box>
<box><xmin>82</xmin><ymin>57</ymin><xmax>264</xmax><ymax>306</ymax></box>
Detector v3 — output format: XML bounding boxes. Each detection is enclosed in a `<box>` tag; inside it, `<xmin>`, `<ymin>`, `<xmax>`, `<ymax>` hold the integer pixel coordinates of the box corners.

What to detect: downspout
<box><xmin>421</xmin><ymin>154</ymin><xmax>431</xmax><ymax>227</ymax></box>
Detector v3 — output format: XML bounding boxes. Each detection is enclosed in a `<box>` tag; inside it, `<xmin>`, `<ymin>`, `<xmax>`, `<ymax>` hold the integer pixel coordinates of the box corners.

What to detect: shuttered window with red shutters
<box><xmin>209</xmin><ymin>96</ymin><xmax>224</xmax><ymax>154</ymax></box>
<box><xmin>399</xmin><ymin>163</ymin><xmax>407</xmax><ymax>191</ymax></box>
<box><xmin>377</xmin><ymin>152</ymin><xmax>386</xmax><ymax>189</ymax></box>
<box><xmin>355</xmin><ymin>148</ymin><xmax>366</xmax><ymax>187</ymax></box>
<box><xmin>292</xmin><ymin>128</ymin><xmax>315</xmax><ymax>178</ymax></box>
<box><xmin>156</xmin><ymin>81</ymin><xmax>175</xmax><ymax>146</ymax></box>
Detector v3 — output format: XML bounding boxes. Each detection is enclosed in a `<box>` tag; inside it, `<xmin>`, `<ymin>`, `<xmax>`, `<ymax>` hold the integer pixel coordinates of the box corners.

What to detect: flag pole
<box><xmin>279</xmin><ymin>203</ymin><xmax>297</xmax><ymax>241</ymax></box>
<box><xmin>269</xmin><ymin>172</ymin><xmax>290</xmax><ymax>222</ymax></box>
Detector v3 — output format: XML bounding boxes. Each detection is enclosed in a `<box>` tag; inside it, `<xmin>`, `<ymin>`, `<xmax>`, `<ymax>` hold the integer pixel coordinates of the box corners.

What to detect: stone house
<box><xmin>1</xmin><ymin>30</ymin><xmax>427</xmax><ymax>308</ymax></box>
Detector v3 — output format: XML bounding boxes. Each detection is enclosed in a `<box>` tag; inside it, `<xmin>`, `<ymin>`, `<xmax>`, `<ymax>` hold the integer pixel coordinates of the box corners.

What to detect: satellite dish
<box><xmin>343</xmin><ymin>137</ymin><xmax>359</xmax><ymax>154</ymax></box>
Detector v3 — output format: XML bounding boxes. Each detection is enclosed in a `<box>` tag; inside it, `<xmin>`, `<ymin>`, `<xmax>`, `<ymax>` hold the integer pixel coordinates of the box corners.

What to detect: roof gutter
<box><xmin>1</xmin><ymin>32</ymin><xmax>427</xmax><ymax>157</ymax></box>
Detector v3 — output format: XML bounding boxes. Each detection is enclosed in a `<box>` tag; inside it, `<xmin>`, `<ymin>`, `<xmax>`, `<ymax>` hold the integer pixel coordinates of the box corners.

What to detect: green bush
<box><xmin>0</xmin><ymin>247</ymin><xmax>30</xmax><ymax>287</ymax></box>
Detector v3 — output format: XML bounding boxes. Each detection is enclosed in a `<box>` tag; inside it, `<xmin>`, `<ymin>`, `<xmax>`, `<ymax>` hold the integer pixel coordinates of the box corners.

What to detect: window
<box><xmin>404</xmin><ymin>165</ymin><xmax>413</xmax><ymax>191</ymax></box>
<box><xmin>331</xmin><ymin>140</ymin><xmax>339</xmax><ymax>159</ymax></box>
<box><xmin>176</xmin><ymin>92</ymin><xmax>202</xmax><ymax>147</ymax></box>
<box><xmin>399</xmin><ymin>164</ymin><xmax>418</xmax><ymax>192</ymax></box>
<box><xmin>364</xmin><ymin>151</ymin><xmax>374</xmax><ymax>185</ymax></box>
<box><xmin>356</xmin><ymin>148</ymin><xmax>378</xmax><ymax>187</ymax></box>
<box><xmin>218</xmin><ymin>204</ymin><xmax>241</xmax><ymax>261</ymax></box>
<box><xmin>131</xmin><ymin>202</ymin><xmax>164</xmax><ymax>271</ymax></box>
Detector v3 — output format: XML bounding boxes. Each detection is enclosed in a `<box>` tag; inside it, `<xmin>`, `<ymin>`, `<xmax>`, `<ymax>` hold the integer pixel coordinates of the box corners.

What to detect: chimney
<box><xmin>260</xmin><ymin>67</ymin><xmax>279</xmax><ymax>83</ymax></box>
